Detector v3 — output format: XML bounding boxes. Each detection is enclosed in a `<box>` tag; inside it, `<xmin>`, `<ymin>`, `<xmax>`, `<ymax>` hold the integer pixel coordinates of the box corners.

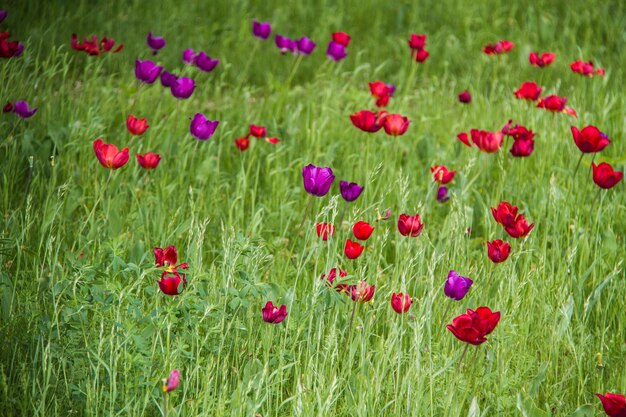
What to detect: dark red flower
<box><xmin>390</xmin><ymin>292</ymin><xmax>412</xmax><ymax>314</ymax></box>
<box><xmin>571</xmin><ymin>126</ymin><xmax>610</xmax><ymax>153</ymax></box>
<box><xmin>350</xmin><ymin>110</ymin><xmax>383</xmax><ymax>133</ymax></box>
<box><xmin>431</xmin><ymin>165</ymin><xmax>456</xmax><ymax>184</ymax></box>
<box><xmin>352</xmin><ymin>221</ymin><xmax>374</xmax><ymax>240</ymax></box>
<box><xmin>71</xmin><ymin>33</ymin><xmax>123</xmax><ymax>56</ymax></box>
<box><xmin>332</xmin><ymin>32</ymin><xmax>351</xmax><ymax>47</ymax></box>
<box><xmin>2</xmin><ymin>101</ymin><xmax>13</xmax><ymax>112</ymax></box>
<box><xmin>262</xmin><ymin>301</ymin><xmax>288</xmax><ymax>324</ymax></box>
<box><xmin>514</xmin><ymin>81</ymin><xmax>542</xmax><ymax>101</ymax></box>
<box><xmin>504</xmin><ymin>215</ymin><xmax>534</xmax><ymax>238</ymax></box>
<box><xmin>595</xmin><ymin>393</ymin><xmax>626</xmax><ymax>417</ymax></box>
<box><xmin>369</xmin><ymin>81</ymin><xmax>394</xmax><ymax>107</ymax></box>
<box><xmin>235</xmin><ymin>137</ymin><xmax>250</xmax><ymax>151</ymax></box>
<box><xmin>414</xmin><ymin>49</ymin><xmax>429</xmax><ymax>63</ymax></box>
<box><xmin>483</xmin><ymin>40</ymin><xmax>514</xmax><ymax>55</ymax></box>
<box><xmin>592</xmin><ymin>162</ymin><xmax>623</xmax><ymax>189</ymax></box>
<box><xmin>486</xmin><ymin>240</ymin><xmax>511</xmax><ymax>263</ymax></box>
<box><xmin>491</xmin><ymin>202</ymin><xmax>518</xmax><ymax>227</ymax></box>
<box><xmin>316</xmin><ymin>223</ymin><xmax>335</xmax><ymax>240</ymax></box>
<box><xmin>458</xmin><ymin>90</ymin><xmax>471</xmax><ymax>103</ymax></box>
<box><xmin>321</xmin><ymin>268</ymin><xmax>347</xmax><ymax>287</ymax></box>
<box><xmin>529</xmin><ymin>52</ymin><xmax>555</xmax><ymax>67</ymax></box>
<box><xmin>344</xmin><ymin>239</ymin><xmax>364</xmax><ymax>259</ymax></box>
<box><xmin>348</xmin><ymin>281</ymin><xmax>375</xmax><ymax>302</ymax></box>
<box><xmin>469</xmin><ymin>129</ymin><xmax>503</xmax><ymax>153</ymax></box>
<box><xmin>570</xmin><ymin>60</ymin><xmax>604</xmax><ymax>77</ymax></box>
<box><xmin>249</xmin><ymin>124</ymin><xmax>267</xmax><ymax>138</ymax></box>
<box><xmin>447</xmin><ymin>307</ymin><xmax>501</xmax><ymax>345</ymax></box>
<box><xmin>509</xmin><ymin>138</ymin><xmax>534</xmax><ymax>157</ymax></box>
<box><xmin>0</xmin><ymin>31</ymin><xmax>24</xmax><ymax>58</ymax></box>
<box><xmin>382</xmin><ymin>114</ymin><xmax>410</xmax><ymax>136</ymax></box>
<box><xmin>154</xmin><ymin>246</ymin><xmax>189</xmax><ymax>296</ymax></box>
<box><xmin>408</xmin><ymin>33</ymin><xmax>426</xmax><ymax>50</ymax></box>
<box><xmin>398</xmin><ymin>213</ymin><xmax>424</xmax><ymax>237</ymax></box>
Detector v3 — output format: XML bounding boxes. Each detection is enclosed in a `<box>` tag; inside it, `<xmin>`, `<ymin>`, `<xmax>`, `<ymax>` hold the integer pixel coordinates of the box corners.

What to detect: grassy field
<box><xmin>1</xmin><ymin>0</ymin><xmax>625</xmax><ymax>415</ymax></box>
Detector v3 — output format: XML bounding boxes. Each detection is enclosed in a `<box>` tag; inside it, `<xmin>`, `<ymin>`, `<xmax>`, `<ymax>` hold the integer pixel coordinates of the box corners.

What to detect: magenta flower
<box><xmin>13</xmin><ymin>100</ymin><xmax>37</xmax><ymax>119</ymax></box>
<box><xmin>296</xmin><ymin>36</ymin><xmax>316</xmax><ymax>55</ymax></box>
<box><xmin>275</xmin><ymin>35</ymin><xmax>296</xmax><ymax>54</ymax></box>
<box><xmin>444</xmin><ymin>270</ymin><xmax>473</xmax><ymax>300</ymax></box>
<box><xmin>326</xmin><ymin>41</ymin><xmax>347</xmax><ymax>61</ymax></box>
<box><xmin>160</xmin><ymin>71</ymin><xmax>177</xmax><ymax>87</ymax></box>
<box><xmin>170</xmin><ymin>77</ymin><xmax>195</xmax><ymax>99</ymax></box>
<box><xmin>182</xmin><ymin>48</ymin><xmax>197</xmax><ymax>65</ymax></box>
<box><xmin>195</xmin><ymin>51</ymin><xmax>219</xmax><ymax>72</ymax></box>
<box><xmin>262</xmin><ymin>301</ymin><xmax>288</xmax><ymax>324</ymax></box>
<box><xmin>135</xmin><ymin>59</ymin><xmax>163</xmax><ymax>84</ymax></box>
<box><xmin>190</xmin><ymin>113</ymin><xmax>219</xmax><ymax>140</ymax></box>
<box><xmin>252</xmin><ymin>20</ymin><xmax>272</xmax><ymax>40</ymax></box>
<box><xmin>147</xmin><ymin>32</ymin><xmax>166</xmax><ymax>54</ymax></box>
<box><xmin>0</xmin><ymin>10</ymin><xmax>6</xmax><ymax>23</ymax></box>
<box><xmin>163</xmin><ymin>369</ymin><xmax>180</xmax><ymax>392</ymax></box>
<box><xmin>339</xmin><ymin>180</ymin><xmax>364</xmax><ymax>202</ymax></box>
<box><xmin>437</xmin><ymin>186</ymin><xmax>449</xmax><ymax>203</ymax></box>
<box><xmin>302</xmin><ymin>164</ymin><xmax>335</xmax><ymax>197</ymax></box>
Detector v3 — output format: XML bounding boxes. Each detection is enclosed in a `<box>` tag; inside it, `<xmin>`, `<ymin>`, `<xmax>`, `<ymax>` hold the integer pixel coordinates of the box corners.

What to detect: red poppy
<box><xmin>458</xmin><ymin>90</ymin><xmax>471</xmax><ymax>103</ymax></box>
<box><xmin>352</xmin><ymin>221</ymin><xmax>374</xmax><ymax>240</ymax></box>
<box><xmin>3</xmin><ymin>102</ymin><xmax>13</xmax><ymax>112</ymax></box>
<box><xmin>398</xmin><ymin>213</ymin><xmax>424</xmax><ymax>237</ymax></box>
<box><xmin>265</xmin><ymin>137</ymin><xmax>280</xmax><ymax>144</ymax></box>
<box><xmin>502</xmin><ymin>120</ymin><xmax>535</xmax><ymax>141</ymax></box>
<box><xmin>570</xmin><ymin>60</ymin><xmax>604</xmax><ymax>77</ymax></box>
<box><xmin>316</xmin><ymin>223</ymin><xmax>335</xmax><ymax>240</ymax></box>
<box><xmin>369</xmin><ymin>81</ymin><xmax>392</xmax><ymax>107</ymax></box>
<box><xmin>390</xmin><ymin>292</ymin><xmax>412</xmax><ymax>314</ymax></box>
<box><xmin>431</xmin><ymin>165</ymin><xmax>456</xmax><ymax>184</ymax></box>
<box><xmin>261</xmin><ymin>301</ymin><xmax>288</xmax><ymax>324</ymax></box>
<box><xmin>514</xmin><ymin>81</ymin><xmax>542</xmax><ymax>101</ymax></box>
<box><xmin>249</xmin><ymin>124</ymin><xmax>267</xmax><ymax>138</ymax></box>
<box><xmin>529</xmin><ymin>52</ymin><xmax>555</xmax><ymax>67</ymax></box>
<box><xmin>491</xmin><ymin>202</ymin><xmax>519</xmax><ymax>227</ymax></box>
<box><xmin>537</xmin><ymin>95</ymin><xmax>577</xmax><ymax>117</ymax></box>
<box><xmin>136</xmin><ymin>152</ymin><xmax>161</xmax><ymax>169</ymax></box>
<box><xmin>344</xmin><ymin>239</ymin><xmax>364</xmax><ymax>259</ymax></box>
<box><xmin>348</xmin><ymin>281</ymin><xmax>375</xmax><ymax>302</ymax></box>
<box><xmin>469</xmin><ymin>129</ymin><xmax>503</xmax><ymax>153</ymax></box>
<box><xmin>349</xmin><ymin>110</ymin><xmax>383</xmax><ymax>133</ymax></box>
<box><xmin>93</xmin><ymin>139</ymin><xmax>129</xmax><ymax>169</ymax></box>
<box><xmin>504</xmin><ymin>215</ymin><xmax>534</xmax><ymax>239</ymax></box>
<box><xmin>483</xmin><ymin>40</ymin><xmax>514</xmax><ymax>55</ymax></box>
<box><xmin>408</xmin><ymin>33</ymin><xmax>426</xmax><ymax>50</ymax></box>
<box><xmin>126</xmin><ymin>115</ymin><xmax>149</xmax><ymax>136</ymax></box>
<box><xmin>71</xmin><ymin>33</ymin><xmax>123</xmax><ymax>55</ymax></box>
<box><xmin>154</xmin><ymin>246</ymin><xmax>189</xmax><ymax>296</ymax></box>
<box><xmin>332</xmin><ymin>32</ymin><xmax>351</xmax><ymax>47</ymax></box>
<box><xmin>486</xmin><ymin>240</ymin><xmax>511</xmax><ymax>263</ymax></box>
<box><xmin>235</xmin><ymin>137</ymin><xmax>250</xmax><ymax>151</ymax></box>
<box><xmin>382</xmin><ymin>114</ymin><xmax>410</xmax><ymax>136</ymax></box>
<box><xmin>595</xmin><ymin>392</ymin><xmax>626</xmax><ymax>417</ymax></box>
<box><xmin>0</xmin><ymin>32</ymin><xmax>24</xmax><ymax>58</ymax></box>
<box><xmin>447</xmin><ymin>307</ymin><xmax>501</xmax><ymax>345</ymax></box>
<box><xmin>509</xmin><ymin>138</ymin><xmax>534</xmax><ymax>157</ymax></box>
<box><xmin>414</xmin><ymin>49</ymin><xmax>429</xmax><ymax>63</ymax></box>
<box><xmin>571</xmin><ymin>126</ymin><xmax>610</xmax><ymax>153</ymax></box>
<box><xmin>592</xmin><ymin>162</ymin><xmax>623</xmax><ymax>189</ymax></box>
<box><xmin>321</xmin><ymin>268</ymin><xmax>347</xmax><ymax>287</ymax></box>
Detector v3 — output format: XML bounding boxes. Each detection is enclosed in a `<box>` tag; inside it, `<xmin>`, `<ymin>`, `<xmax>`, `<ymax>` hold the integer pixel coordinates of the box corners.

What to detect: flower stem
<box><xmin>347</xmin><ymin>301</ymin><xmax>358</xmax><ymax>338</ymax></box>
<box><xmin>457</xmin><ymin>343</ymin><xmax>470</xmax><ymax>370</ymax></box>
<box><xmin>162</xmin><ymin>390</ymin><xmax>167</xmax><ymax>417</ymax></box>
<box><xmin>285</xmin><ymin>54</ymin><xmax>303</xmax><ymax>87</ymax></box>
<box><xmin>572</xmin><ymin>153</ymin><xmax>584</xmax><ymax>177</ymax></box>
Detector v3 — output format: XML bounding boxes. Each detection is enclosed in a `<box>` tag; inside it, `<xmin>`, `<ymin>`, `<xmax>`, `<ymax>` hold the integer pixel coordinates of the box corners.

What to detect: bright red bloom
<box><xmin>344</xmin><ymin>239</ymin><xmax>364</xmax><ymax>259</ymax></box>
<box><xmin>414</xmin><ymin>49</ymin><xmax>429</xmax><ymax>63</ymax></box>
<box><xmin>483</xmin><ymin>40</ymin><xmax>514</xmax><ymax>55</ymax></box>
<box><xmin>154</xmin><ymin>246</ymin><xmax>189</xmax><ymax>296</ymax></box>
<box><xmin>350</xmin><ymin>110</ymin><xmax>383</xmax><ymax>133</ymax></box>
<box><xmin>447</xmin><ymin>307</ymin><xmax>501</xmax><ymax>345</ymax></box>
<box><xmin>431</xmin><ymin>165</ymin><xmax>456</xmax><ymax>184</ymax></box>
<box><xmin>504</xmin><ymin>215</ymin><xmax>534</xmax><ymax>238</ymax></box>
<box><xmin>265</xmin><ymin>137</ymin><xmax>280</xmax><ymax>144</ymax></box>
<box><xmin>71</xmin><ymin>33</ymin><xmax>123</xmax><ymax>56</ymax></box>
<box><xmin>249</xmin><ymin>124</ymin><xmax>267</xmax><ymax>138</ymax></box>
<box><xmin>458</xmin><ymin>90</ymin><xmax>471</xmax><ymax>103</ymax></box>
<box><xmin>408</xmin><ymin>33</ymin><xmax>426</xmax><ymax>50</ymax></box>
<box><xmin>570</xmin><ymin>60</ymin><xmax>604</xmax><ymax>77</ymax></box>
<box><xmin>154</xmin><ymin>245</ymin><xmax>189</xmax><ymax>272</ymax></box>
<box><xmin>352</xmin><ymin>221</ymin><xmax>374</xmax><ymax>240</ymax></box>
<box><xmin>398</xmin><ymin>213</ymin><xmax>424</xmax><ymax>237</ymax></box>
<box><xmin>390</xmin><ymin>292</ymin><xmax>412</xmax><ymax>314</ymax></box>
<box><xmin>332</xmin><ymin>32</ymin><xmax>351</xmax><ymax>47</ymax></box>
<box><xmin>571</xmin><ymin>126</ymin><xmax>610</xmax><ymax>153</ymax></box>
<box><xmin>316</xmin><ymin>223</ymin><xmax>335</xmax><ymax>240</ymax></box>
<box><xmin>529</xmin><ymin>52</ymin><xmax>555</xmax><ymax>67</ymax></box>
<box><xmin>136</xmin><ymin>152</ymin><xmax>161</xmax><ymax>169</ymax></box>
<box><xmin>486</xmin><ymin>240</ymin><xmax>511</xmax><ymax>263</ymax></box>
<box><xmin>502</xmin><ymin>120</ymin><xmax>536</xmax><ymax>141</ymax></box>
<box><xmin>382</xmin><ymin>114</ymin><xmax>410</xmax><ymax>136</ymax></box>
<box><xmin>93</xmin><ymin>139</ymin><xmax>129</xmax><ymax>169</ymax></box>
<box><xmin>261</xmin><ymin>301</ymin><xmax>288</xmax><ymax>324</ymax></box>
<box><xmin>126</xmin><ymin>115</ymin><xmax>149</xmax><ymax>136</ymax></box>
<box><xmin>348</xmin><ymin>281</ymin><xmax>375</xmax><ymax>302</ymax></box>
<box><xmin>595</xmin><ymin>393</ymin><xmax>626</xmax><ymax>417</ymax></box>
<box><xmin>514</xmin><ymin>81</ymin><xmax>542</xmax><ymax>101</ymax></box>
<box><xmin>457</xmin><ymin>132</ymin><xmax>471</xmax><ymax>147</ymax></box>
<box><xmin>469</xmin><ymin>129</ymin><xmax>503</xmax><ymax>153</ymax></box>
<box><xmin>321</xmin><ymin>267</ymin><xmax>347</xmax><ymax>287</ymax></box>
<box><xmin>369</xmin><ymin>81</ymin><xmax>393</xmax><ymax>107</ymax></box>
<box><xmin>0</xmin><ymin>32</ymin><xmax>23</xmax><ymax>58</ymax></box>
<box><xmin>509</xmin><ymin>138</ymin><xmax>534</xmax><ymax>157</ymax></box>
<box><xmin>234</xmin><ymin>137</ymin><xmax>250</xmax><ymax>151</ymax></box>
<box><xmin>491</xmin><ymin>202</ymin><xmax>518</xmax><ymax>227</ymax></box>
<box><xmin>157</xmin><ymin>271</ymin><xmax>187</xmax><ymax>295</ymax></box>
<box><xmin>592</xmin><ymin>162</ymin><xmax>623</xmax><ymax>189</ymax></box>
<box><xmin>537</xmin><ymin>95</ymin><xmax>577</xmax><ymax>117</ymax></box>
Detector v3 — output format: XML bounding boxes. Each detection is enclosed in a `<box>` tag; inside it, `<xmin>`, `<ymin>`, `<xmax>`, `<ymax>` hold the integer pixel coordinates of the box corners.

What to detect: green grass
<box><xmin>1</xmin><ymin>0</ymin><xmax>625</xmax><ymax>415</ymax></box>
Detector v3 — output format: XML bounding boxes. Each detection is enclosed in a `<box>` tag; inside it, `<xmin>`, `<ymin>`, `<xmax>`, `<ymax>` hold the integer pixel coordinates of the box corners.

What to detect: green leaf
<box><xmin>568</xmin><ymin>404</ymin><xmax>593</xmax><ymax>417</ymax></box>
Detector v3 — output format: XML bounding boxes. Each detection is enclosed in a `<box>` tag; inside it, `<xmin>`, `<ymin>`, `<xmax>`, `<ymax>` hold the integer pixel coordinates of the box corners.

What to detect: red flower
<box><xmin>483</xmin><ymin>40</ymin><xmax>514</xmax><ymax>55</ymax></box>
<box><xmin>93</xmin><ymin>139</ymin><xmax>129</xmax><ymax>169</ymax></box>
<box><xmin>369</xmin><ymin>81</ymin><xmax>392</xmax><ymax>107</ymax></box>
<box><xmin>249</xmin><ymin>124</ymin><xmax>267</xmax><ymax>138</ymax></box>
<box><xmin>502</xmin><ymin>120</ymin><xmax>535</xmax><ymax>141</ymax></box>
<box><xmin>486</xmin><ymin>240</ymin><xmax>511</xmax><ymax>263</ymax></box>
<box><xmin>509</xmin><ymin>138</ymin><xmax>534</xmax><ymax>157</ymax></box>
<box><xmin>154</xmin><ymin>246</ymin><xmax>189</xmax><ymax>296</ymax></box>
<box><xmin>571</xmin><ymin>126</ymin><xmax>610</xmax><ymax>153</ymax></box>
<box><xmin>491</xmin><ymin>202</ymin><xmax>518</xmax><ymax>227</ymax></box>
<box><xmin>469</xmin><ymin>129</ymin><xmax>503</xmax><ymax>153</ymax></box>
<box><xmin>71</xmin><ymin>33</ymin><xmax>123</xmax><ymax>56</ymax></box>
<box><xmin>261</xmin><ymin>301</ymin><xmax>288</xmax><ymax>324</ymax></box>
<box><xmin>390</xmin><ymin>292</ymin><xmax>412</xmax><ymax>314</ymax></box>
<box><xmin>344</xmin><ymin>239</ymin><xmax>364</xmax><ymax>259</ymax></box>
<box><xmin>382</xmin><ymin>114</ymin><xmax>410</xmax><ymax>136</ymax></box>
<box><xmin>348</xmin><ymin>281</ymin><xmax>375</xmax><ymax>302</ymax></box>
<box><xmin>398</xmin><ymin>213</ymin><xmax>424</xmax><ymax>237</ymax></box>
<box><xmin>595</xmin><ymin>393</ymin><xmax>626</xmax><ymax>417</ymax></box>
<box><xmin>136</xmin><ymin>152</ymin><xmax>161</xmax><ymax>169</ymax></box>
<box><xmin>537</xmin><ymin>95</ymin><xmax>577</xmax><ymax>117</ymax></box>
<box><xmin>332</xmin><ymin>32</ymin><xmax>351</xmax><ymax>47</ymax></box>
<box><xmin>126</xmin><ymin>115</ymin><xmax>149</xmax><ymax>136</ymax></box>
<box><xmin>316</xmin><ymin>223</ymin><xmax>335</xmax><ymax>240</ymax></box>
<box><xmin>352</xmin><ymin>221</ymin><xmax>374</xmax><ymax>240</ymax></box>
<box><xmin>321</xmin><ymin>268</ymin><xmax>347</xmax><ymax>287</ymax></box>
<box><xmin>0</xmin><ymin>32</ymin><xmax>24</xmax><ymax>58</ymax></box>
<box><xmin>3</xmin><ymin>101</ymin><xmax>13</xmax><ymax>112</ymax></box>
<box><xmin>265</xmin><ymin>137</ymin><xmax>280</xmax><ymax>144</ymax></box>
<box><xmin>514</xmin><ymin>81</ymin><xmax>542</xmax><ymax>101</ymax></box>
<box><xmin>414</xmin><ymin>49</ymin><xmax>429</xmax><ymax>63</ymax></box>
<box><xmin>504</xmin><ymin>215</ymin><xmax>534</xmax><ymax>239</ymax></box>
<box><xmin>529</xmin><ymin>52</ymin><xmax>555</xmax><ymax>67</ymax></box>
<box><xmin>570</xmin><ymin>60</ymin><xmax>604</xmax><ymax>77</ymax></box>
<box><xmin>458</xmin><ymin>90</ymin><xmax>471</xmax><ymax>103</ymax></box>
<box><xmin>349</xmin><ymin>110</ymin><xmax>383</xmax><ymax>133</ymax></box>
<box><xmin>234</xmin><ymin>137</ymin><xmax>250</xmax><ymax>151</ymax></box>
<box><xmin>592</xmin><ymin>162</ymin><xmax>623</xmax><ymax>189</ymax></box>
<box><xmin>157</xmin><ymin>271</ymin><xmax>187</xmax><ymax>295</ymax></box>
<box><xmin>456</xmin><ymin>132</ymin><xmax>471</xmax><ymax>147</ymax></box>
<box><xmin>431</xmin><ymin>165</ymin><xmax>456</xmax><ymax>184</ymax></box>
<box><xmin>447</xmin><ymin>307</ymin><xmax>501</xmax><ymax>345</ymax></box>
<box><xmin>154</xmin><ymin>245</ymin><xmax>189</xmax><ymax>272</ymax></box>
<box><xmin>408</xmin><ymin>33</ymin><xmax>426</xmax><ymax>50</ymax></box>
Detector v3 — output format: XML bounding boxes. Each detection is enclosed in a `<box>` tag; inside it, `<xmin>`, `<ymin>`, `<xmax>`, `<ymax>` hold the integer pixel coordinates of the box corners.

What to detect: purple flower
<box><xmin>195</xmin><ymin>51</ymin><xmax>219</xmax><ymax>72</ymax></box>
<box><xmin>339</xmin><ymin>180</ymin><xmax>364</xmax><ymax>202</ymax></box>
<box><xmin>164</xmin><ymin>369</ymin><xmax>180</xmax><ymax>392</ymax></box>
<box><xmin>135</xmin><ymin>59</ymin><xmax>163</xmax><ymax>84</ymax></box>
<box><xmin>302</xmin><ymin>164</ymin><xmax>335</xmax><ymax>197</ymax></box>
<box><xmin>190</xmin><ymin>113</ymin><xmax>219</xmax><ymax>140</ymax></box>
<box><xmin>443</xmin><ymin>270</ymin><xmax>473</xmax><ymax>301</ymax></box>
<box><xmin>275</xmin><ymin>35</ymin><xmax>296</xmax><ymax>54</ymax></box>
<box><xmin>147</xmin><ymin>32</ymin><xmax>166</xmax><ymax>53</ymax></box>
<box><xmin>182</xmin><ymin>48</ymin><xmax>198</xmax><ymax>65</ymax></box>
<box><xmin>170</xmin><ymin>77</ymin><xmax>195</xmax><ymax>99</ymax></box>
<box><xmin>252</xmin><ymin>20</ymin><xmax>272</xmax><ymax>40</ymax></box>
<box><xmin>326</xmin><ymin>41</ymin><xmax>346</xmax><ymax>61</ymax></box>
<box><xmin>13</xmin><ymin>100</ymin><xmax>37</xmax><ymax>118</ymax></box>
<box><xmin>0</xmin><ymin>10</ymin><xmax>7</xmax><ymax>23</ymax></box>
<box><xmin>437</xmin><ymin>186</ymin><xmax>449</xmax><ymax>203</ymax></box>
<box><xmin>160</xmin><ymin>71</ymin><xmax>177</xmax><ymax>87</ymax></box>
<box><xmin>296</xmin><ymin>36</ymin><xmax>316</xmax><ymax>55</ymax></box>
<box><xmin>379</xmin><ymin>208</ymin><xmax>392</xmax><ymax>221</ymax></box>
<box><xmin>387</xmin><ymin>84</ymin><xmax>396</xmax><ymax>96</ymax></box>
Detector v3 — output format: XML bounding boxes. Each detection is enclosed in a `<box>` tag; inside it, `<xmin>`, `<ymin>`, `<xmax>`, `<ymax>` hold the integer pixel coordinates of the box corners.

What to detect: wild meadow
<box><xmin>1</xmin><ymin>0</ymin><xmax>625</xmax><ymax>416</ymax></box>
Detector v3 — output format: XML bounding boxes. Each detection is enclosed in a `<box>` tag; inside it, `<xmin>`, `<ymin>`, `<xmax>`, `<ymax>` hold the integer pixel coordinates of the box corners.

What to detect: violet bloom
<box><xmin>378</xmin><ymin>208</ymin><xmax>392</xmax><ymax>221</ymax></box>
<box><xmin>302</xmin><ymin>164</ymin><xmax>335</xmax><ymax>197</ymax></box>
<box><xmin>275</xmin><ymin>35</ymin><xmax>296</xmax><ymax>54</ymax></box>
<box><xmin>326</xmin><ymin>41</ymin><xmax>347</xmax><ymax>61</ymax></box>
<box><xmin>135</xmin><ymin>59</ymin><xmax>163</xmax><ymax>84</ymax></box>
<box><xmin>443</xmin><ymin>270</ymin><xmax>473</xmax><ymax>301</ymax></box>
<box><xmin>182</xmin><ymin>48</ymin><xmax>198</xmax><ymax>65</ymax></box>
<box><xmin>163</xmin><ymin>369</ymin><xmax>180</xmax><ymax>392</ymax></box>
<box><xmin>0</xmin><ymin>10</ymin><xmax>6</xmax><ymax>23</ymax></box>
<box><xmin>296</xmin><ymin>36</ymin><xmax>316</xmax><ymax>55</ymax></box>
<box><xmin>13</xmin><ymin>100</ymin><xmax>37</xmax><ymax>118</ymax></box>
<box><xmin>190</xmin><ymin>113</ymin><xmax>219</xmax><ymax>140</ymax></box>
<box><xmin>195</xmin><ymin>51</ymin><xmax>219</xmax><ymax>72</ymax></box>
<box><xmin>252</xmin><ymin>20</ymin><xmax>271</xmax><ymax>40</ymax></box>
<box><xmin>339</xmin><ymin>180</ymin><xmax>364</xmax><ymax>202</ymax></box>
<box><xmin>437</xmin><ymin>186</ymin><xmax>449</xmax><ymax>203</ymax></box>
<box><xmin>160</xmin><ymin>70</ymin><xmax>177</xmax><ymax>87</ymax></box>
<box><xmin>170</xmin><ymin>77</ymin><xmax>195</xmax><ymax>99</ymax></box>
<box><xmin>147</xmin><ymin>32</ymin><xmax>166</xmax><ymax>54</ymax></box>
<box><xmin>387</xmin><ymin>84</ymin><xmax>396</xmax><ymax>96</ymax></box>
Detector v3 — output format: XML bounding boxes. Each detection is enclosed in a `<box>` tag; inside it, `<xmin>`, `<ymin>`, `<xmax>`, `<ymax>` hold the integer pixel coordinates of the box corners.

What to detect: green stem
<box><xmin>572</xmin><ymin>153</ymin><xmax>584</xmax><ymax>177</ymax></box>
<box><xmin>285</xmin><ymin>54</ymin><xmax>303</xmax><ymax>87</ymax></box>
<box><xmin>457</xmin><ymin>343</ymin><xmax>470</xmax><ymax>370</ymax></box>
